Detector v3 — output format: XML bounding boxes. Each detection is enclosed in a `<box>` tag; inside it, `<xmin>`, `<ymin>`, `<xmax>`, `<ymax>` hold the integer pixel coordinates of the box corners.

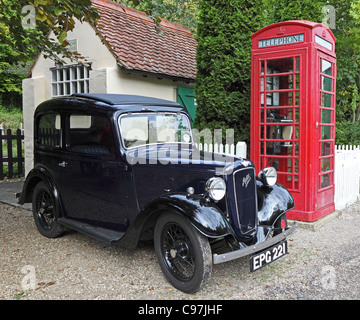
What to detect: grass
<box><xmin>0</xmin><ymin>105</ymin><xmax>25</xmax><ymax>179</ymax></box>
<box><xmin>0</xmin><ymin>105</ymin><xmax>23</xmax><ymax>132</ymax></box>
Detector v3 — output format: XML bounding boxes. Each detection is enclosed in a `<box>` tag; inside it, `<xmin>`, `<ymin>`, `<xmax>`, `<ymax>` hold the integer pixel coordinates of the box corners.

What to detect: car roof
<box><xmin>72</xmin><ymin>93</ymin><xmax>181</xmax><ymax>107</ymax></box>
<box><xmin>35</xmin><ymin>93</ymin><xmax>189</xmax><ymax>115</ymax></box>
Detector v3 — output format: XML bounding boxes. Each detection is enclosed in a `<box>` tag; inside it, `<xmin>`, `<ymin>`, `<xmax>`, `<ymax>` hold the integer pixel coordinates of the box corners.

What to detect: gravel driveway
<box><xmin>1</xmin><ymin>201</ymin><xmax>359</xmax><ymax>300</ymax></box>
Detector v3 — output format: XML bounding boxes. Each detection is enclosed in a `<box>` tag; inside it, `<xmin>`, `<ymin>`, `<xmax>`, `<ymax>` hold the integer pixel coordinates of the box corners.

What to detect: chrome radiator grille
<box><xmin>232</xmin><ymin>167</ymin><xmax>257</xmax><ymax>235</ymax></box>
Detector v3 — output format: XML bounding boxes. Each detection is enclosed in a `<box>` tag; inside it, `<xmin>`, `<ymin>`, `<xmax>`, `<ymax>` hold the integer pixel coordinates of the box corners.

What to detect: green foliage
<box><xmin>268</xmin><ymin>0</ymin><xmax>326</xmax><ymax>22</ymax></box>
<box><xmin>0</xmin><ymin>105</ymin><xmax>23</xmax><ymax>131</ymax></box>
<box><xmin>120</xmin><ymin>0</ymin><xmax>200</xmax><ymax>32</ymax></box>
<box><xmin>194</xmin><ymin>0</ymin><xmax>269</xmax><ymax>144</ymax></box>
<box><xmin>330</xmin><ymin>0</ymin><xmax>360</xmax><ymax>144</ymax></box>
<box><xmin>0</xmin><ymin>0</ymin><xmax>100</xmax><ymax>64</ymax></box>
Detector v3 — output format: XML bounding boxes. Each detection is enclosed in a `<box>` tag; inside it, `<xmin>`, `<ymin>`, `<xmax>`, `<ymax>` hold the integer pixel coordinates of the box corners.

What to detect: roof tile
<box><xmin>92</xmin><ymin>0</ymin><xmax>197</xmax><ymax>81</ymax></box>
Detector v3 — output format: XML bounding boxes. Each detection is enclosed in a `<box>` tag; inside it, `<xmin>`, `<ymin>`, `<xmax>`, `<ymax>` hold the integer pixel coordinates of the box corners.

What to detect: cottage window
<box><xmin>51</xmin><ymin>64</ymin><xmax>91</xmax><ymax>97</ymax></box>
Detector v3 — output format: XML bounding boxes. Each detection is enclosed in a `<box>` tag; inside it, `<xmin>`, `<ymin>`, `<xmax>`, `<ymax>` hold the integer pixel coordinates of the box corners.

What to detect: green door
<box><xmin>177</xmin><ymin>86</ymin><xmax>197</xmax><ymax>121</ymax></box>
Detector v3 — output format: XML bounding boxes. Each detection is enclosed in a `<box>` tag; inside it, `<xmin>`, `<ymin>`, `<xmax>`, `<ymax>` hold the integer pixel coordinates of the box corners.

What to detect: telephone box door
<box><xmin>252</xmin><ymin>51</ymin><xmax>307</xmax><ymax>209</ymax></box>
<box><xmin>315</xmin><ymin>53</ymin><xmax>337</xmax><ymax>211</ymax></box>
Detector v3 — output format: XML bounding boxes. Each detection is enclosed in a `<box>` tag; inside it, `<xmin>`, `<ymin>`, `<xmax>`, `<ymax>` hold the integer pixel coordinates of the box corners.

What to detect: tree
<box><xmin>194</xmin><ymin>0</ymin><xmax>269</xmax><ymax>145</ymax></box>
<box><xmin>268</xmin><ymin>0</ymin><xmax>326</xmax><ymax>23</ymax></box>
<box><xmin>120</xmin><ymin>0</ymin><xmax>200</xmax><ymax>32</ymax></box>
<box><xmin>0</xmin><ymin>0</ymin><xmax>101</xmax><ymax>64</ymax></box>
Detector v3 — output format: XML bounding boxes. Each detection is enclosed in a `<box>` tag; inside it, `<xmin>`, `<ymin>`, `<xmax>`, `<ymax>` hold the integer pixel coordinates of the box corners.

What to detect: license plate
<box><xmin>250</xmin><ymin>240</ymin><xmax>287</xmax><ymax>272</ymax></box>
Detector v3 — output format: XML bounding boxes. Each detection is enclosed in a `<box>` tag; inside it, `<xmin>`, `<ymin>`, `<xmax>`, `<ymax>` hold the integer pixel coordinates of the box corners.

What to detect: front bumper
<box><xmin>213</xmin><ymin>222</ymin><xmax>297</xmax><ymax>264</ymax></box>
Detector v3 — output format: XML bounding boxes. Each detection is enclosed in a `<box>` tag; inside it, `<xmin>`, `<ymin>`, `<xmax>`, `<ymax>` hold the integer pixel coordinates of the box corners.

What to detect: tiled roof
<box><xmin>92</xmin><ymin>0</ymin><xmax>197</xmax><ymax>81</ymax></box>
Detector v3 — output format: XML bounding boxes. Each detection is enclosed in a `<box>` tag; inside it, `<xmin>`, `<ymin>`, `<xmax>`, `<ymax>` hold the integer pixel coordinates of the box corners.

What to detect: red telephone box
<box><xmin>251</xmin><ymin>21</ymin><xmax>337</xmax><ymax>222</ymax></box>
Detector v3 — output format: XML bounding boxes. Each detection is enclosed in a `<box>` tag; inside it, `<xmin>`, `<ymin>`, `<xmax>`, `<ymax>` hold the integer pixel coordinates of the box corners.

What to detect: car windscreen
<box><xmin>119</xmin><ymin>113</ymin><xmax>192</xmax><ymax>149</ymax></box>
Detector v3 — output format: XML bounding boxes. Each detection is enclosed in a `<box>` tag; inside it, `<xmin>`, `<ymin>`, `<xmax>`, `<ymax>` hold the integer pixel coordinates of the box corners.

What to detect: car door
<box><xmin>56</xmin><ymin>111</ymin><xmax>137</xmax><ymax>231</ymax></box>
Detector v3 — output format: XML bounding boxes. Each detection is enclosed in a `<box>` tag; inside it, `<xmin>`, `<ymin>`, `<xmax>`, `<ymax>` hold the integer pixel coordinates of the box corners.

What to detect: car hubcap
<box><xmin>161</xmin><ymin>223</ymin><xmax>195</xmax><ymax>282</ymax></box>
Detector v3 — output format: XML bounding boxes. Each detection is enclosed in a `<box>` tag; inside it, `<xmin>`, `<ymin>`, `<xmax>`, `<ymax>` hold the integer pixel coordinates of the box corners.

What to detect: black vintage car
<box><xmin>19</xmin><ymin>93</ymin><xmax>297</xmax><ymax>293</ymax></box>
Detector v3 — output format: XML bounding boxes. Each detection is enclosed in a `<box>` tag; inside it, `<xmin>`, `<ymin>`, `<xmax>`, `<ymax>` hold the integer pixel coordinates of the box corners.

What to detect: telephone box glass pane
<box><xmin>320</xmin><ymin>174</ymin><xmax>331</xmax><ymax>189</ymax></box>
<box><xmin>267</xmin><ymin>75</ymin><xmax>293</xmax><ymax>90</ymax></box>
<box><xmin>322</xmin><ymin>126</ymin><xmax>331</xmax><ymax>140</ymax></box>
<box><xmin>322</xmin><ymin>60</ymin><xmax>332</xmax><ymax>76</ymax></box>
<box><xmin>265</xmin><ymin>108</ymin><xmax>296</xmax><ymax>122</ymax></box>
<box><xmin>322</xmin><ymin>93</ymin><xmax>332</xmax><ymax>108</ymax></box>
<box><xmin>322</xmin><ymin>109</ymin><xmax>332</xmax><ymax>124</ymax></box>
<box><xmin>266</xmin><ymin>125</ymin><xmax>293</xmax><ymax>140</ymax></box>
<box><xmin>321</xmin><ymin>158</ymin><xmax>331</xmax><ymax>172</ymax></box>
<box><xmin>295</xmin><ymin>57</ymin><xmax>300</xmax><ymax>72</ymax></box>
<box><xmin>322</xmin><ymin>76</ymin><xmax>332</xmax><ymax>92</ymax></box>
<box><xmin>321</xmin><ymin>142</ymin><xmax>331</xmax><ymax>156</ymax></box>
<box><xmin>267</xmin><ymin>58</ymin><xmax>294</xmax><ymax>74</ymax></box>
<box><xmin>265</xmin><ymin>91</ymin><xmax>293</xmax><ymax>107</ymax></box>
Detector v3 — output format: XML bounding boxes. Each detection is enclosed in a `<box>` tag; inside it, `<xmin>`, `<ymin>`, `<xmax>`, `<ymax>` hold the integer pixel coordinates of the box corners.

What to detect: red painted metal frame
<box><xmin>251</xmin><ymin>21</ymin><xmax>337</xmax><ymax>222</ymax></box>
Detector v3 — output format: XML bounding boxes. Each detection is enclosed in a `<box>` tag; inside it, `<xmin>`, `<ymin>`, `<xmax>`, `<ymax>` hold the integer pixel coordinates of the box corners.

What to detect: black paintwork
<box><xmin>19</xmin><ymin>94</ymin><xmax>294</xmax><ymax>249</ymax></box>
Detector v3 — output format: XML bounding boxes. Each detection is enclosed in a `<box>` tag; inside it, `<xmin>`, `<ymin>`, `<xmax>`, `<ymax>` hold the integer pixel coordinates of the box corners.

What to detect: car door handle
<box><xmin>58</xmin><ymin>161</ymin><xmax>68</xmax><ymax>168</ymax></box>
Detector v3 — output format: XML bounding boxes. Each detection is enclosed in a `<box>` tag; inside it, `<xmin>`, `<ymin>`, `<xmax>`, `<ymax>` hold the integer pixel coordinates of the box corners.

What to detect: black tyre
<box><xmin>32</xmin><ymin>181</ymin><xmax>64</xmax><ymax>238</ymax></box>
<box><xmin>154</xmin><ymin>212</ymin><xmax>212</xmax><ymax>293</ymax></box>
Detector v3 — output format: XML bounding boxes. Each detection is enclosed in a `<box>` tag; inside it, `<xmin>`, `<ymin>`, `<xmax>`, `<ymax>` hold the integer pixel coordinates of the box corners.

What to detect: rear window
<box><xmin>37</xmin><ymin>113</ymin><xmax>61</xmax><ymax>149</ymax></box>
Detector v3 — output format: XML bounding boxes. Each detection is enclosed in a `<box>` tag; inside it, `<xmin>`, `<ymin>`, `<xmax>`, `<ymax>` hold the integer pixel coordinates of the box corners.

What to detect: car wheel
<box><xmin>32</xmin><ymin>181</ymin><xmax>64</xmax><ymax>238</ymax></box>
<box><xmin>154</xmin><ymin>212</ymin><xmax>212</xmax><ymax>293</ymax></box>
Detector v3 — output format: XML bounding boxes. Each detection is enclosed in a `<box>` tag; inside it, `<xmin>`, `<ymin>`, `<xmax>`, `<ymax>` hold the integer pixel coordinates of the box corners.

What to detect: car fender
<box><xmin>117</xmin><ymin>193</ymin><xmax>233</xmax><ymax>250</ymax></box>
<box><xmin>256</xmin><ymin>180</ymin><xmax>295</xmax><ymax>226</ymax></box>
<box><xmin>19</xmin><ymin>167</ymin><xmax>61</xmax><ymax>208</ymax></box>
<box><xmin>154</xmin><ymin>194</ymin><xmax>232</xmax><ymax>238</ymax></box>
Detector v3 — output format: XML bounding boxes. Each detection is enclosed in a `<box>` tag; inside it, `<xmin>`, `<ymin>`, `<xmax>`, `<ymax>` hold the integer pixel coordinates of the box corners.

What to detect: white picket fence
<box><xmin>334</xmin><ymin>145</ymin><xmax>360</xmax><ymax>210</ymax></box>
<box><xmin>196</xmin><ymin>141</ymin><xmax>247</xmax><ymax>159</ymax></box>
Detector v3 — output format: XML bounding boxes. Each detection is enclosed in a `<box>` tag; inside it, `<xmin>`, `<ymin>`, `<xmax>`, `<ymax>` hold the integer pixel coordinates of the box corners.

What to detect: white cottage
<box><xmin>23</xmin><ymin>0</ymin><xmax>197</xmax><ymax>174</ymax></box>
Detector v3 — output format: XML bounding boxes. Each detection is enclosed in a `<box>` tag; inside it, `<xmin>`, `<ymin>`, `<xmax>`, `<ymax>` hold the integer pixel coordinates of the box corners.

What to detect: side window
<box><xmin>68</xmin><ymin>113</ymin><xmax>114</xmax><ymax>155</ymax></box>
<box><xmin>37</xmin><ymin>114</ymin><xmax>61</xmax><ymax>149</ymax></box>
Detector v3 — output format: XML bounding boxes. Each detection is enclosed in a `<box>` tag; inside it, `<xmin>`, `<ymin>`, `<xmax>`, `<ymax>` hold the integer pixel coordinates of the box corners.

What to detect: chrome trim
<box><xmin>213</xmin><ymin>222</ymin><xmax>297</xmax><ymax>264</ymax></box>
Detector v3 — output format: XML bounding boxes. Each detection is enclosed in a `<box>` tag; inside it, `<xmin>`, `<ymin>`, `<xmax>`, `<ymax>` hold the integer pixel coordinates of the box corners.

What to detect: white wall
<box><xmin>22</xmin><ymin>76</ymin><xmax>46</xmax><ymax>175</ymax></box>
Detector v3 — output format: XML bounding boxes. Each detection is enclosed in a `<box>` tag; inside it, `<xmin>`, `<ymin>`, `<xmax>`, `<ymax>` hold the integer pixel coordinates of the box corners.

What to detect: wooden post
<box><xmin>0</xmin><ymin>128</ymin><xmax>3</xmax><ymax>180</ymax></box>
<box><xmin>6</xmin><ymin>129</ymin><xmax>13</xmax><ymax>179</ymax></box>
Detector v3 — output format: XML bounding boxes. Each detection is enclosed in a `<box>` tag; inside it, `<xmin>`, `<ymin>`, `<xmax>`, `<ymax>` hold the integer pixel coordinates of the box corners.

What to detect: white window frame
<box><xmin>51</xmin><ymin>63</ymin><xmax>91</xmax><ymax>97</ymax></box>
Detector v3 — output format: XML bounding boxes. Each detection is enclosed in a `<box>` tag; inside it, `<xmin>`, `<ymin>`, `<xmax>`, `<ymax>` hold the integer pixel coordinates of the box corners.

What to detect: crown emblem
<box><xmin>276</xmin><ymin>27</ymin><xmax>286</xmax><ymax>35</ymax></box>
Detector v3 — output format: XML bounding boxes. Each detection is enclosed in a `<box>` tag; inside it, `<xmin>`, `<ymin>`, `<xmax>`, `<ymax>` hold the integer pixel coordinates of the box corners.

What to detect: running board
<box><xmin>58</xmin><ymin>218</ymin><xmax>125</xmax><ymax>245</ymax></box>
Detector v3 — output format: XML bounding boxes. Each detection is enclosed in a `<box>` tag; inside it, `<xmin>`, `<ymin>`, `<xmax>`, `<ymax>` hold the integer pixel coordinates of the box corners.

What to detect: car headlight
<box><xmin>205</xmin><ymin>177</ymin><xmax>226</xmax><ymax>201</ymax></box>
<box><xmin>259</xmin><ymin>167</ymin><xmax>277</xmax><ymax>186</ymax></box>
